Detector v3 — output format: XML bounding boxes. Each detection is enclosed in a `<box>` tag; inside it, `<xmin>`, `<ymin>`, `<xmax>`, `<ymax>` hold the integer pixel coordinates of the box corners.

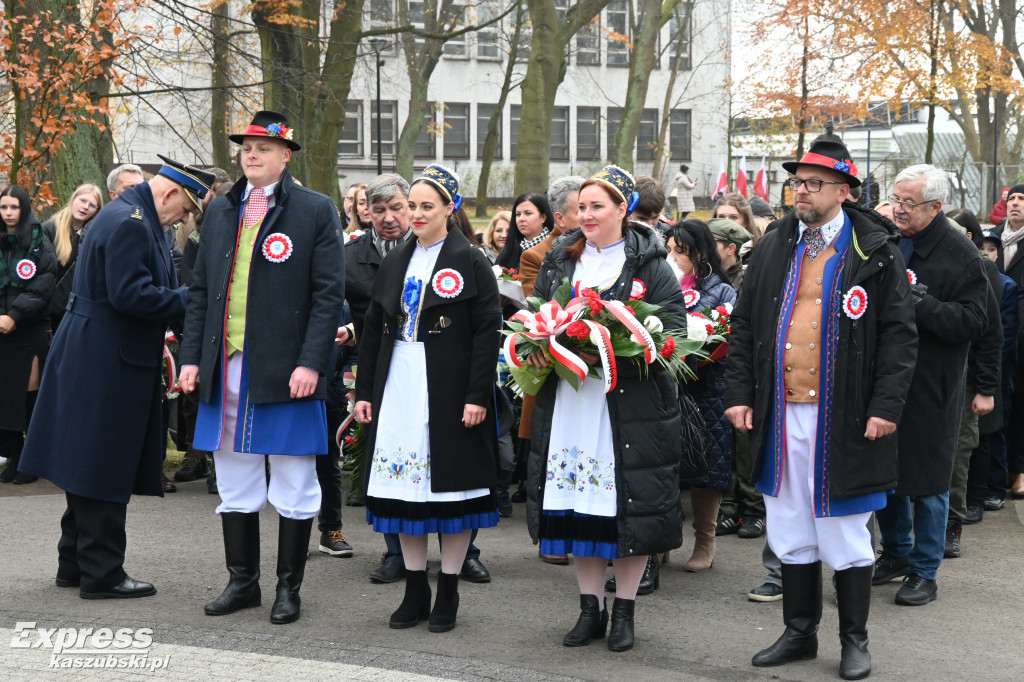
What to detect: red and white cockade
<box><xmin>630</xmin><ymin>278</ymin><xmax>647</xmax><ymax>300</ymax></box>
<box><xmin>15</xmin><ymin>259</ymin><xmax>36</xmax><ymax>280</ymax></box>
<box><xmin>262</xmin><ymin>233</ymin><xmax>293</xmax><ymax>263</ymax></box>
<box><xmin>906</xmin><ymin>269</ymin><xmax>917</xmax><ymax>285</ymax></box>
<box><xmin>682</xmin><ymin>289</ymin><xmax>700</xmax><ymax>309</ymax></box>
<box><xmin>843</xmin><ymin>285</ymin><xmax>868</xmax><ymax>320</ymax></box>
<box><xmin>432</xmin><ymin>268</ymin><xmax>464</xmax><ymax>298</ymax></box>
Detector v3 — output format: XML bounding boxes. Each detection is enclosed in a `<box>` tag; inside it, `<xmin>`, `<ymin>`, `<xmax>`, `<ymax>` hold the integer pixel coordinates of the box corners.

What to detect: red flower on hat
<box><xmin>15</xmin><ymin>259</ymin><xmax>36</xmax><ymax>280</ymax></box>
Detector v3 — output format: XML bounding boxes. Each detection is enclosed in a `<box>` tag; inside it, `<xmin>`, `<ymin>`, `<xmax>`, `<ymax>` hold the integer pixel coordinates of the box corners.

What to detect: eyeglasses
<box><xmin>787</xmin><ymin>177</ymin><xmax>844</xmax><ymax>192</ymax></box>
<box><xmin>886</xmin><ymin>194</ymin><xmax>936</xmax><ymax>210</ymax></box>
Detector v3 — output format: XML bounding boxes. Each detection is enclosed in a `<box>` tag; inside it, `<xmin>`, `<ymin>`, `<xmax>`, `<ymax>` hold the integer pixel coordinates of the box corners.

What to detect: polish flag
<box><xmin>736</xmin><ymin>156</ymin><xmax>749</xmax><ymax>198</ymax></box>
<box><xmin>712</xmin><ymin>159</ymin><xmax>729</xmax><ymax>200</ymax></box>
<box><xmin>754</xmin><ymin>156</ymin><xmax>769</xmax><ymax>201</ymax></box>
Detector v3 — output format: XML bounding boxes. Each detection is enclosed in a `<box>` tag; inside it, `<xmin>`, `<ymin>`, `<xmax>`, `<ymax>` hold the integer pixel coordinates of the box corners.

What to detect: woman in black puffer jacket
<box><xmin>665</xmin><ymin>220</ymin><xmax>736</xmax><ymax>573</ymax></box>
<box><xmin>524</xmin><ymin>166</ymin><xmax>685</xmax><ymax>653</ymax></box>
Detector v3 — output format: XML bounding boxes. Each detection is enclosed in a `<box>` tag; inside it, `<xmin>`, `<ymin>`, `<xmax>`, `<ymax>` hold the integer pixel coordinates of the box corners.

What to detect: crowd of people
<box><xmin>3</xmin><ymin>115</ymin><xmax>1024</xmax><ymax>679</ymax></box>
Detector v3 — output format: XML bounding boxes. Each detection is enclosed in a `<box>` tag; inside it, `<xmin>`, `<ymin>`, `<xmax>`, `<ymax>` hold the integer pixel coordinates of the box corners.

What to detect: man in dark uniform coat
<box><xmin>995</xmin><ymin>184</ymin><xmax>1024</xmax><ymax>497</ymax></box>
<box><xmin>21</xmin><ymin>157</ymin><xmax>214</xmax><ymax>599</ymax></box>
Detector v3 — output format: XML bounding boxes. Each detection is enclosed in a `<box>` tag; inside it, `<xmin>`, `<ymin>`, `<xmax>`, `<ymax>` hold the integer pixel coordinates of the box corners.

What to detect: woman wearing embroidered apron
<box><xmin>355</xmin><ymin>164</ymin><xmax>501</xmax><ymax>633</ymax></box>
<box><xmin>0</xmin><ymin>185</ymin><xmax>56</xmax><ymax>484</ymax></box>
<box><xmin>524</xmin><ymin>166</ymin><xmax>686</xmax><ymax>652</ymax></box>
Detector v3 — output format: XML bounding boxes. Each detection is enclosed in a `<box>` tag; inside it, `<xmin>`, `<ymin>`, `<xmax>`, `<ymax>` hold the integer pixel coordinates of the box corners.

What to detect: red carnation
<box><xmin>566</xmin><ymin>321</ymin><xmax>590</xmax><ymax>340</ymax></box>
<box><xmin>659</xmin><ymin>337</ymin><xmax>676</xmax><ymax>358</ymax></box>
<box><xmin>589</xmin><ymin>299</ymin><xmax>604</xmax><ymax>313</ymax></box>
<box><xmin>512</xmin><ymin>274</ymin><xmax>519</xmax><ymax>280</ymax></box>
<box><xmin>344</xmin><ymin>435</ymin><xmax>356</xmax><ymax>446</ymax></box>
<box><xmin>581</xmin><ymin>288</ymin><xmax>600</xmax><ymax>299</ymax></box>
<box><xmin>716</xmin><ymin>305</ymin><xmax>730</xmax><ymax>317</ymax></box>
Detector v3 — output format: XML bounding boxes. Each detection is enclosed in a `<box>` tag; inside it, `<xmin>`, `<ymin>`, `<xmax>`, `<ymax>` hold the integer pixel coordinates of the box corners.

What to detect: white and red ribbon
<box><xmin>163</xmin><ymin>330</ymin><xmax>180</xmax><ymax>397</ymax></box>
<box><xmin>603</xmin><ymin>300</ymin><xmax>657</xmax><ymax>364</ymax></box>
<box><xmin>15</xmin><ymin>259</ymin><xmax>36</xmax><ymax>280</ymax></box>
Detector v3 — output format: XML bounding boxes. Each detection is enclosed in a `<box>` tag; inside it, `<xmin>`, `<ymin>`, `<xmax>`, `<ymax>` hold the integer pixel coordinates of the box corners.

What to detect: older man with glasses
<box><xmin>871</xmin><ymin>164</ymin><xmax>990</xmax><ymax>608</ymax></box>
<box><xmin>725</xmin><ymin>140</ymin><xmax>917</xmax><ymax>680</ymax></box>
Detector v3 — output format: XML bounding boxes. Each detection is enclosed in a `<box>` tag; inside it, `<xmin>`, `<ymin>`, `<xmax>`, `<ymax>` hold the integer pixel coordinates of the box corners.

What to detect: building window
<box><xmin>511</xmin><ymin>4</ymin><xmax>530</xmax><ymax>62</ymax></box>
<box><xmin>577</xmin><ymin>107</ymin><xmax>600</xmax><ymax>160</ymax></box>
<box><xmin>409</xmin><ymin>0</ymin><xmax>426</xmax><ymax>50</ymax></box>
<box><xmin>670</xmin><ymin>109</ymin><xmax>692</xmax><ymax>162</ymax></box>
<box><xmin>606</xmin><ymin>107</ymin><xmax>622</xmax><ymax>159</ymax></box>
<box><xmin>510</xmin><ymin>104</ymin><xmax>521</xmax><ymax>159</ymax></box>
<box><xmin>442</xmin><ymin>1</ymin><xmax>467</xmax><ymax>57</ymax></box>
<box><xmin>476</xmin><ymin>0</ymin><xmax>500</xmax><ymax>59</ymax></box>
<box><xmin>549</xmin><ymin>106</ymin><xmax>569</xmax><ymax>161</ymax></box>
<box><xmin>338</xmin><ymin>101</ymin><xmax>363</xmax><ymax>157</ymax></box>
<box><xmin>415</xmin><ymin>102</ymin><xmax>436</xmax><ymax>159</ymax></box>
<box><xmin>606</xmin><ymin>0</ymin><xmax>628</xmax><ymax>66</ymax></box>
<box><xmin>637</xmin><ymin>108</ymin><xmax>659</xmax><ymax>161</ymax></box>
<box><xmin>668</xmin><ymin>2</ymin><xmax>692</xmax><ymax>70</ymax></box>
<box><xmin>443</xmin><ymin>103</ymin><xmax>470</xmax><ymax>159</ymax></box>
<box><xmin>577</xmin><ymin>17</ymin><xmax>600</xmax><ymax>65</ymax></box>
<box><xmin>371</xmin><ymin>100</ymin><xmax>397</xmax><ymax>158</ymax></box>
<box><xmin>477</xmin><ymin>104</ymin><xmax>502</xmax><ymax>159</ymax></box>
<box><xmin>368</xmin><ymin>0</ymin><xmax>398</xmax><ymax>53</ymax></box>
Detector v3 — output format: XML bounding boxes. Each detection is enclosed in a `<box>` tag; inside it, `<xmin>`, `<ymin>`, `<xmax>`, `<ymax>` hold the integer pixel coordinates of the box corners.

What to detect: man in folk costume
<box><xmin>180</xmin><ymin>111</ymin><xmax>345</xmax><ymax>624</ymax></box>
<box><xmin>725</xmin><ymin>140</ymin><xmax>918</xmax><ymax>680</ymax></box>
<box><xmin>21</xmin><ymin>157</ymin><xmax>214</xmax><ymax>598</ymax></box>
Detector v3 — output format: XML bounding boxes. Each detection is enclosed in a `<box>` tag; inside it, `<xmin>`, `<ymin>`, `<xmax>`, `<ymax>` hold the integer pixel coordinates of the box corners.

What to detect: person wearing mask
<box><xmin>179</xmin><ymin>111</ymin><xmax>345</xmax><ymax>625</ymax></box>
<box><xmin>0</xmin><ymin>185</ymin><xmax>56</xmax><ymax>484</ymax></box>
<box><xmin>354</xmin><ymin>164</ymin><xmax>500</xmax><ymax>633</ymax></box>
<box><xmin>20</xmin><ymin>157</ymin><xmax>210</xmax><ymax>598</ymax></box>
<box><xmin>42</xmin><ymin>184</ymin><xmax>103</xmax><ymax>333</ymax></box>
<box><xmin>525</xmin><ymin>166</ymin><xmax>685</xmax><ymax>652</ymax></box>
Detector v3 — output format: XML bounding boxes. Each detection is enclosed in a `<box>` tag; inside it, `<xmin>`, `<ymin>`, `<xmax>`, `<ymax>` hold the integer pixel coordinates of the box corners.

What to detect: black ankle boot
<box><xmin>428</xmin><ymin>572</ymin><xmax>460</xmax><ymax>633</ymax></box>
<box><xmin>205</xmin><ymin>512</ymin><xmax>261</xmax><ymax>615</ymax></box>
<box><xmin>390</xmin><ymin>570</ymin><xmax>431</xmax><ymax>629</ymax></box>
<box><xmin>636</xmin><ymin>555</ymin><xmax>660</xmax><ymax>595</ymax></box>
<box><xmin>752</xmin><ymin>561</ymin><xmax>822</xmax><ymax>667</ymax></box>
<box><xmin>607</xmin><ymin>597</ymin><xmax>635</xmax><ymax>652</ymax></box>
<box><xmin>835</xmin><ymin>565</ymin><xmax>873</xmax><ymax>680</ymax></box>
<box><xmin>563</xmin><ymin>594</ymin><xmax>608</xmax><ymax>646</ymax></box>
<box><xmin>270</xmin><ymin>516</ymin><xmax>313</xmax><ymax>624</ymax></box>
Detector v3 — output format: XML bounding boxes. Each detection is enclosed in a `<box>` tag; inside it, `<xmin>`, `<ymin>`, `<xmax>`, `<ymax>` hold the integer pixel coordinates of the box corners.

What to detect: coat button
<box><xmin>811</xmin><ymin>322</ymin><xmax>818</xmax><ymax>329</ymax></box>
<box><xmin>225</xmin><ymin>252</ymin><xmax>230</xmax><ymax>258</ymax></box>
<box><xmin>809</xmin><ymin>368</ymin><xmax>816</xmax><ymax>375</ymax></box>
<box><xmin>785</xmin><ymin>343</ymin><xmax>792</xmax><ymax>350</ymax></box>
<box><xmin>619</xmin><ymin>389</ymin><xmax>624</xmax><ymax>394</ymax></box>
<box><xmin>227</xmin><ymin>315</ymin><xmax>232</xmax><ymax>319</ymax></box>
<box><xmin>815</xmin><ymin>298</ymin><xmax>821</xmax><ymax>305</ymax></box>
<box><xmin>786</xmin><ymin>366</ymin><xmax>792</xmax><ymax>372</ymax></box>
<box><xmin>624</xmin><ymin>444</ymin><xmax>629</xmax><ymax>448</ymax></box>
<box><xmin>816</xmin><ymin>277</ymin><xmax>822</xmax><ymax>284</ymax></box>
<box><xmin>210</xmin><ymin>336</ymin><xmax>216</xmax><ymax>343</ymax></box>
<box><xmin>216</xmin><ymin>294</ymin><xmax>221</xmax><ymax>300</ymax></box>
<box><xmin>809</xmin><ymin>389</ymin><xmax>817</xmax><ymax>397</ymax></box>
<box><xmin>787</xmin><ymin>389</ymin><xmax>794</xmax><ymax>396</ymax></box>
<box><xmin>809</xmin><ymin>343</ymin><xmax>816</xmax><ymax>350</ymax></box>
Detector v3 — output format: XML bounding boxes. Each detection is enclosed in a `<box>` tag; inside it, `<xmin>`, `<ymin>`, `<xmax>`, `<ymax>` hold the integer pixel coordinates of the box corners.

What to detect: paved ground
<box><xmin>2</xmin><ymin>476</ymin><xmax>1023</xmax><ymax>681</ymax></box>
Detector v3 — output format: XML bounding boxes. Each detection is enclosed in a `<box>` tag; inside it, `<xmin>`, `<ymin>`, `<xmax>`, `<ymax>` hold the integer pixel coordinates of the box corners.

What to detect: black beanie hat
<box><xmin>1008</xmin><ymin>184</ymin><xmax>1024</xmax><ymax>200</ymax></box>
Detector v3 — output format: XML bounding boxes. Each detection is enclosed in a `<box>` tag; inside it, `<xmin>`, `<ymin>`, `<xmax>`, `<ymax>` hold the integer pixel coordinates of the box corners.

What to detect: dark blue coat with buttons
<box><xmin>525</xmin><ymin>223</ymin><xmax>687</xmax><ymax>557</ymax></box>
<box><xmin>21</xmin><ymin>183</ymin><xmax>187</xmax><ymax>503</ymax></box>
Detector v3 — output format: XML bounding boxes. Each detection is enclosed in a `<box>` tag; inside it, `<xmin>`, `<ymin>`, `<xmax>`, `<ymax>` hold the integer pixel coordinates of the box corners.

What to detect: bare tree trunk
<box><xmin>211</xmin><ymin>2</ymin><xmax>231</xmax><ymax>171</ymax></box>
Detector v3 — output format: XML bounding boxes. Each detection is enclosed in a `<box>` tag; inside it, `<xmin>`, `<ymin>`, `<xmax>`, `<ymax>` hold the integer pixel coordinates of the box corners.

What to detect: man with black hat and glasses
<box><xmin>20</xmin><ymin>156</ymin><xmax>214</xmax><ymax>600</ymax></box>
<box><xmin>179</xmin><ymin>111</ymin><xmax>344</xmax><ymax>625</ymax></box>
<box><xmin>725</xmin><ymin>140</ymin><xmax>918</xmax><ymax>680</ymax></box>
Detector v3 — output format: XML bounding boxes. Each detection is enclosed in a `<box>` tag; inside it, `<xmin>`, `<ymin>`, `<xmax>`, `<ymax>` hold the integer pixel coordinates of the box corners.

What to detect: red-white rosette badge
<box><xmin>906</xmin><ymin>269</ymin><xmax>917</xmax><ymax>285</ymax></box>
<box><xmin>15</xmin><ymin>259</ymin><xmax>36</xmax><ymax>280</ymax></box>
<box><xmin>630</xmin><ymin>278</ymin><xmax>647</xmax><ymax>300</ymax></box>
<box><xmin>843</xmin><ymin>285</ymin><xmax>868</xmax><ymax>320</ymax></box>
<box><xmin>432</xmin><ymin>268</ymin><xmax>464</xmax><ymax>299</ymax></box>
<box><xmin>262</xmin><ymin>233</ymin><xmax>293</xmax><ymax>263</ymax></box>
<box><xmin>682</xmin><ymin>289</ymin><xmax>700</xmax><ymax>308</ymax></box>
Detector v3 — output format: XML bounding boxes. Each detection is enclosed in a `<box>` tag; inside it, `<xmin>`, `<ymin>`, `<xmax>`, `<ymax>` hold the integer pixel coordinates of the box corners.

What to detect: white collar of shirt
<box><xmin>798</xmin><ymin>209</ymin><xmax>845</xmax><ymax>247</ymax></box>
<box><xmin>242</xmin><ymin>182</ymin><xmax>277</xmax><ymax>202</ymax></box>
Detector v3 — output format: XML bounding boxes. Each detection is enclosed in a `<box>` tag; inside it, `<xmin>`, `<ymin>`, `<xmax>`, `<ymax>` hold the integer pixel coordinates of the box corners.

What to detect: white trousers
<box><xmin>763</xmin><ymin>402</ymin><xmax>874</xmax><ymax>571</ymax></box>
<box><xmin>213</xmin><ymin>354</ymin><xmax>321</xmax><ymax>520</ymax></box>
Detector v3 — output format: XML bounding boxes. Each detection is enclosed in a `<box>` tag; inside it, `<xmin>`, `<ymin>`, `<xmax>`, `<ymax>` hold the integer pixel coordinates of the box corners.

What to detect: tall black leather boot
<box><xmin>204</xmin><ymin>512</ymin><xmax>261</xmax><ymax>615</ymax></box>
<box><xmin>390</xmin><ymin>570</ymin><xmax>431</xmax><ymax>629</ymax></box>
<box><xmin>269</xmin><ymin>516</ymin><xmax>313</xmax><ymax>624</ymax></box>
<box><xmin>428</xmin><ymin>572</ymin><xmax>460</xmax><ymax>633</ymax></box>
<box><xmin>563</xmin><ymin>594</ymin><xmax>608</xmax><ymax>646</ymax></box>
<box><xmin>835</xmin><ymin>565</ymin><xmax>873</xmax><ymax>680</ymax></box>
<box><xmin>752</xmin><ymin>561</ymin><xmax>822</xmax><ymax>667</ymax></box>
<box><xmin>606</xmin><ymin>597</ymin><xmax>635</xmax><ymax>652</ymax></box>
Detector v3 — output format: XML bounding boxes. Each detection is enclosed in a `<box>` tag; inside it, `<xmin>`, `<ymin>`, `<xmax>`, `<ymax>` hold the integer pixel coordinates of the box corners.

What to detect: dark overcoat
<box><xmin>180</xmin><ymin>170</ymin><xmax>345</xmax><ymax>404</ymax></box>
<box><xmin>525</xmin><ymin>223</ymin><xmax>687</xmax><ymax>557</ymax></box>
<box><xmin>724</xmin><ymin>203</ymin><xmax>919</xmax><ymax>500</ymax></box>
<box><xmin>355</xmin><ymin>228</ymin><xmax>501</xmax><ymax>493</ymax></box>
<box><xmin>994</xmin><ymin>222</ymin><xmax>1024</xmax><ymax>389</ymax></box>
<box><xmin>896</xmin><ymin>213</ymin><xmax>989</xmax><ymax>495</ymax></box>
<box><xmin>20</xmin><ymin>184</ymin><xmax>187</xmax><ymax>503</ymax></box>
<box><xmin>344</xmin><ymin>230</ymin><xmax>385</xmax><ymax>336</ymax></box>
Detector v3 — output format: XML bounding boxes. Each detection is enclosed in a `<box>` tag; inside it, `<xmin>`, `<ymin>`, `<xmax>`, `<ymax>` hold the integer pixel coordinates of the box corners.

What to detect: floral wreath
<box><xmin>682</xmin><ymin>289</ymin><xmax>700</xmax><ymax>308</ymax></box>
<box><xmin>15</xmin><ymin>259</ymin><xmax>36</xmax><ymax>280</ymax></box>
<box><xmin>906</xmin><ymin>269</ymin><xmax>917</xmax><ymax>285</ymax></box>
<box><xmin>843</xmin><ymin>285</ymin><xmax>868</xmax><ymax>320</ymax></box>
<box><xmin>630</xmin><ymin>279</ymin><xmax>647</xmax><ymax>300</ymax></box>
<box><xmin>432</xmin><ymin>268</ymin><xmax>464</xmax><ymax>299</ymax></box>
<box><xmin>262</xmin><ymin>233</ymin><xmax>294</xmax><ymax>263</ymax></box>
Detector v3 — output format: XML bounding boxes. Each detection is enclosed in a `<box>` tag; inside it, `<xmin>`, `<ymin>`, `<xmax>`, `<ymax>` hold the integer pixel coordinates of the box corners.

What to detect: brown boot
<box><xmin>686</xmin><ymin>488</ymin><xmax>722</xmax><ymax>572</ymax></box>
